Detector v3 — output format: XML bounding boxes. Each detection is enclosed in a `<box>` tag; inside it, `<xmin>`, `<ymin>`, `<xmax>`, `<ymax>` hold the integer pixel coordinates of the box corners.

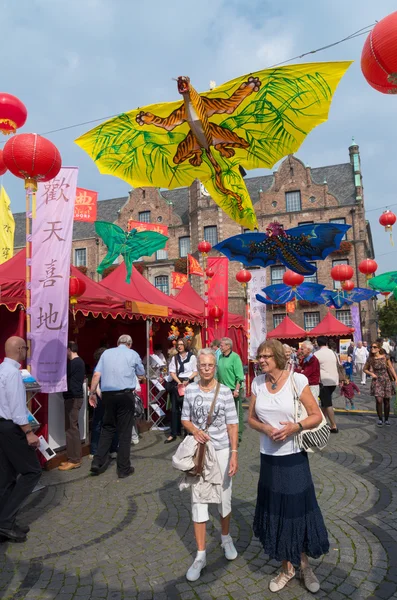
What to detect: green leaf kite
<box><xmin>95</xmin><ymin>221</ymin><xmax>168</xmax><ymax>283</ymax></box>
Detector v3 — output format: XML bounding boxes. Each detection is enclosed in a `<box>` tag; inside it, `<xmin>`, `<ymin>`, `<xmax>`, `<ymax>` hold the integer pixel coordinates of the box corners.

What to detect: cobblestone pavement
<box><xmin>1</xmin><ymin>391</ymin><xmax>396</xmax><ymax>599</ymax></box>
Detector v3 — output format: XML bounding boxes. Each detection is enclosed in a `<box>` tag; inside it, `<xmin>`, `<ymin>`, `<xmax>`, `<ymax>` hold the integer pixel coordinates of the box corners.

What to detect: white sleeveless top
<box><xmin>252</xmin><ymin>373</ymin><xmax>308</xmax><ymax>456</ymax></box>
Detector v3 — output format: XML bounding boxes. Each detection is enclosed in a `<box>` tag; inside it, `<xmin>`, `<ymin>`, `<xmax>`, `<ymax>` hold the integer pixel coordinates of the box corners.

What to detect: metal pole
<box><xmin>25</xmin><ymin>190</ymin><xmax>32</xmax><ymax>372</ymax></box>
<box><xmin>246</xmin><ymin>283</ymin><xmax>251</xmax><ymax>396</ymax></box>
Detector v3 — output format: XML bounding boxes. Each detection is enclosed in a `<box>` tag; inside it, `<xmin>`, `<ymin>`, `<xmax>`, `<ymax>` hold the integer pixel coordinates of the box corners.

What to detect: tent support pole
<box><xmin>146</xmin><ymin>318</ymin><xmax>151</xmax><ymax>421</ymax></box>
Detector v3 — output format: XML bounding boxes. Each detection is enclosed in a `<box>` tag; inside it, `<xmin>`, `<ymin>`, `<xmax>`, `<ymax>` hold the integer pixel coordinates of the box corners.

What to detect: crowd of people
<box><xmin>0</xmin><ymin>331</ymin><xmax>395</xmax><ymax>595</ymax></box>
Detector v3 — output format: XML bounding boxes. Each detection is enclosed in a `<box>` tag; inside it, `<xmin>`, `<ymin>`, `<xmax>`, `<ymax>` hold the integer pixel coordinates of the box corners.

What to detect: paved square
<box><xmin>1</xmin><ymin>396</ymin><xmax>396</xmax><ymax>599</ymax></box>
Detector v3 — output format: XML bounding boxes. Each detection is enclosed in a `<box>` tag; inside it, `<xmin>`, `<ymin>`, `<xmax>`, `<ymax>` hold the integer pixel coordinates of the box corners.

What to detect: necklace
<box><xmin>266</xmin><ymin>371</ymin><xmax>284</xmax><ymax>390</ymax></box>
<box><xmin>199</xmin><ymin>380</ymin><xmax>216</xmax><ymax>392</ymax></box>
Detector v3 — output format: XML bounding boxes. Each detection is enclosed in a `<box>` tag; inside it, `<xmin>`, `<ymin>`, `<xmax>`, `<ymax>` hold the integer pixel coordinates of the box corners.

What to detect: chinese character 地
<box><xmin>42</xmin><ymin>221</ymin><xmax>65</xmax><ymax>242</ymax></box>
<box><xmin>39</xmin><ymin>259</ymin><xmax>63</xmax><ymax>288</ymax></box>
<box><xmin>43</xmin><ymin>177</ymin><xmax>70</xmax><ymax>204</ymax></box>
<box><xmin>37</xmin><ymin>303</ymin><xmax>63</xmax><ymax>331</ymax></box>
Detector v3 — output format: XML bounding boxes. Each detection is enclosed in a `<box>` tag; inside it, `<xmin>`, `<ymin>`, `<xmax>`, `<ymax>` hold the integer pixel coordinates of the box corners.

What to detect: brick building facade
<box><xmin>13</xmin><ymin>142</ymin><xmax>377</xmax><ymax>340</ymax></box>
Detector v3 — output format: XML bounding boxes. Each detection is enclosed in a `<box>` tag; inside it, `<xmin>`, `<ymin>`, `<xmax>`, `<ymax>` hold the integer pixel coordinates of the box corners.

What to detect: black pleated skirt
<box><xmin>253</xmin><ymin>451</ymin><xmax>329</xmax><ymax>566</ymax></box>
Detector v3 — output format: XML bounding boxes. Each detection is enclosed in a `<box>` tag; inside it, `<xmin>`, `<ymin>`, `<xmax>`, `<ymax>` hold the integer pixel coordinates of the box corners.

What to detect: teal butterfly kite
<box><xmin>95</xmin><ymin>221</ymin><xmax>168</xmax><ymax>283</ymax></box>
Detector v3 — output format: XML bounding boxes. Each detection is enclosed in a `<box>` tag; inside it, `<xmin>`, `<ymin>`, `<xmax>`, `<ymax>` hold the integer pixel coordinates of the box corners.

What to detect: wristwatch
<box><xmin>297</xmin><ymin>422</ymin><xmax>303</xmax><ymax>431</ymax></box>
<box><xmin>25</xmin><ymin>429</ymin><xmax>33</xmax><ymax>435</ymax></box>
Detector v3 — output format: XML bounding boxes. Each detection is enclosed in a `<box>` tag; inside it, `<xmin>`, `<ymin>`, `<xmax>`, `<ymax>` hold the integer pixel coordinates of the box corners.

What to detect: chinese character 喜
<box><xmin>39</xmin><ymin>259</ymin><xmax>63</xmax><ymax>288</ymax></box>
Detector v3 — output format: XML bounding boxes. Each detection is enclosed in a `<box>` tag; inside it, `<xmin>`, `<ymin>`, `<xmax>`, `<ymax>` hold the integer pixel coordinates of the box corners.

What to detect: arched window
<box><xmin>155</xmin><ymin>275</ymin><xmax>169</xmax><ymax>295</ymax></box>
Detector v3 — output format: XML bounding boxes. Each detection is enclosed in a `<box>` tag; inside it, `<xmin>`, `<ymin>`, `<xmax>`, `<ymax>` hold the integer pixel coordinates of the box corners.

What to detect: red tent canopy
<box><xmin>101</xmin><ymin>263</ymin><xmax>202</xmax><ymax>323</ymax></box>
<box><xmin>176</xmin><ymin>282</ymin><xmax>245</xmax><ymax>329</ymax></box>
<box><xmin>0</xmin><ymin>249</ymin><xmax>136</xmax><ymax>318</ymax></box>
<box><xmin>309</xmin><ymin>312</ymin><xmax>354</xmax><ymax>337</ymax></box>
<box><xmin>267</xmin><ymin>316</ymin><xmax>307</xmax><ymax>340</ymax></box>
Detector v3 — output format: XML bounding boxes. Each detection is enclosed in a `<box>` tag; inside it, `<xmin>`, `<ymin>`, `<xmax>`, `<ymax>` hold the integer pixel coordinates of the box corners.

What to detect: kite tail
<box><xmin>205</xmin><ymin>149</ymin><xmax>243</xmax><ymax>211</ymax></box>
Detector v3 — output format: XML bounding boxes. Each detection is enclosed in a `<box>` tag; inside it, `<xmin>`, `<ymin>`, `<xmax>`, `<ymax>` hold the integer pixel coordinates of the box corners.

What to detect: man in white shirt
<box><xmin>314</xmin><ymin>336</ymin><xmax>339</xmax><ymax>433</ymax></box>
<box><xmin>354</xmin><ymin>341</ymin><xmax>369</xmax><ymax>385</ymax></box>
<box><xmin>0</xmin><ymin>337</ymin><xmax>42</xmax><ymax>542</ymax></box>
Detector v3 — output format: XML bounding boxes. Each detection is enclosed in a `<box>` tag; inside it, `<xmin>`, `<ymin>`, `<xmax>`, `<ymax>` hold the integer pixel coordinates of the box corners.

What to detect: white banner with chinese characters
<box><xmin>248</xmin><ymin>268</ymin><xmax>267</xmax><ymax>360</ymax></box>
<box><xmin>30</xmin><ymin>168</ymin><xmax>78</xmax><ymax>392</ymax></box>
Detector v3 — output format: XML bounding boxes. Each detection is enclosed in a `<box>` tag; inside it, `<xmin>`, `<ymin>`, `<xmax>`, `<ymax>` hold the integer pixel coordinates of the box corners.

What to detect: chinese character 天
<box><xmin>42</xmin><ymin>221</ymin><xmax>65</xmax><ymax>242</ymax></box>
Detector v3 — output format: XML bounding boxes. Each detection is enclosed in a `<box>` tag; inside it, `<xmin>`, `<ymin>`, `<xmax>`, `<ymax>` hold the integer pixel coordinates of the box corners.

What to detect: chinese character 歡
<box><xmin>43</xmin><ymin>177</ymin><xmax>70</xmax><ymax>204</ymax></box>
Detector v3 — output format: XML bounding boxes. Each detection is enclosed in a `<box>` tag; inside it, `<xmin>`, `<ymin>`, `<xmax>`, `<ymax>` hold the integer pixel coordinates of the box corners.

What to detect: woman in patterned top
<box><xmin>364</xmin><ymin>340</ymin><xmax>397</xmax><ymax>426</ymax></box>
<box><xmin>181</xmin><ymin>348</ymin><xmax>239</xmax><ymax>583</ymax></box>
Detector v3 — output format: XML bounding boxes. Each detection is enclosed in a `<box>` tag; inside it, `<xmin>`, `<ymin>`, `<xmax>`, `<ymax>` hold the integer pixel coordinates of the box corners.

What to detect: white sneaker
<box><xmin>89</xmin><ymin>454</ymin><xmax>94</xmax><ymax>459</ymax></box>
<box><xmin>301</xmin><ymin>566</ymin><xmax>320</xmax><ymax>593</ymax></box>
<box><xmin>384</xmin><ymin>420</ymin><xmax>391</xmax><ymax>426</ymax></box>
<box><xmin>110</xmin><ymin>452</ymin><xmax>118</xmax><ymax>459</ymax></box>
<box><xmin>131</xmin><ymin>438</ymin><xmax>139</xmax><ymax>445</ymax></box>
<box><xmin>377</xmin><ymin>420</ymin><xmax>383</xmax><ymax>427</ymax></box>
<box><xmin>221</xmin><ymin>537</ymin><xmax>238</xmax><ymax>560</ymax></box>
<box><xmin>269</xmin><ymin>567</ymin><xmax>295</xmax><ymax>592</ymax></box>
<box><xmin>186</xmin><ymin>557</ymin><xmax>206</xmax><ymax>581</ymax></box>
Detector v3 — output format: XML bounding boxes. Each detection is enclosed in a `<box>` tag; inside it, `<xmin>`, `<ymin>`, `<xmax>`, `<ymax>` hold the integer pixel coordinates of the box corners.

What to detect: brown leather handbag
<box><xmin>188</xmin><ymin>382</ymin><xmax>221</xmax><ymax>477</ymax></box>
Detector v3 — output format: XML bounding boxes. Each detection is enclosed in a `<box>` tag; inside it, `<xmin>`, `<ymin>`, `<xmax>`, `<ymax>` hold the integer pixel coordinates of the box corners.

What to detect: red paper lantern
<box><xmin>198</xmin><ymin>240</ymin><xmax>211</xmax><ymax>254</ymax></box>
<box><xmin>330</xmin><ymin>264</ymin><xmax>354</xmax><ymax>282</ymax></box>
<box><xmin>3</xmin><ymin>133</ymin><xmax>62</xmax><ymax>191</ymax></box>
<box><xmin>342</xmin><ymin>280</ymin><xmax>355</xmax><ymax>292</ymax></box>
<box><xmin>0</xmin><ymin>93</ymin><xmax>27</xmax><ymax>134</ymax></box>
<box><xmin>236</xmin><ymin>269</ymin><xmax>252</xmax><ymax>285</ymax></box>
<box><xmin>209</xmin><ymin>305</ymin><xmax>223</xmax><ymax>322</ymax></box>
<box><xmin>381</xmin><ymin>291</ymin><xmax>391</xmax><ymax>297</ymax></box>
<box><xmin>361</xmin><ymin>12</ymin><xmax>397</xmax><ymax>94</ymax></box>
<box><xmin>283</xmin><ymin>270</ymin><xmax>305</xmax><ymax>288</ymax></box>
<box><xmin>358</xmin><ymin>259</ymin><xmax>378</xmax><ymax>279</ymax></box>
<box><xmin>0</xmin><ymin>149</ymin><xmax>7</xmax><ymax>176</ymax></box>
<box><xmin>205</xmin><ymin>267</ymin><xmax>215</xmax><ymax>278</ymax></box>
<box><xmin>69</xmin><ymin>275</ymin><xmax>86</xmax><ymax>305</ymax></box>
<box><xmin>379</xmin><ymin>210</ymin><xmax>396</xmax><ymax>230</ymax></box>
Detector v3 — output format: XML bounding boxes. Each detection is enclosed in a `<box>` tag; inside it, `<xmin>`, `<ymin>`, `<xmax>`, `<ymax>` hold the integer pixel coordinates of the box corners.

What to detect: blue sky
<box><xmin>1</xmin><ymin>0</ymin><xmax>397</xmax><ymax>271</ymax></box>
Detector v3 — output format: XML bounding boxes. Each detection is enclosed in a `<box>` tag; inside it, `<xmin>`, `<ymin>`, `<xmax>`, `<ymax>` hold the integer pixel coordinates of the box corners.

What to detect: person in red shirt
<box><xmin>296</xmin><ymin>341</ymin><xmax>321</xmax><ymax>403</ymax></box>
<box><xmin>340</xmin><ymin>376</ymin><xmax>360</xmax><ymax>410</ymax></box>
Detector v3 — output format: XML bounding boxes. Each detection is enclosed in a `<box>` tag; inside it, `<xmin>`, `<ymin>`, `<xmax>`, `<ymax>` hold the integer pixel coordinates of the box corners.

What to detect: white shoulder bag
<box><xmin>291</xmin><ymin>374</ymin><xmax>330</xmax><ymax>451</ymax></box>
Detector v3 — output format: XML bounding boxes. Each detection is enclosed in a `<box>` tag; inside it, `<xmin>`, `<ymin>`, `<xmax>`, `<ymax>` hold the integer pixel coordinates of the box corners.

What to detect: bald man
<box><xmin>0</xmin><ymin>337</ymin><xmax>42</xmax><ymax>542</ymax></box>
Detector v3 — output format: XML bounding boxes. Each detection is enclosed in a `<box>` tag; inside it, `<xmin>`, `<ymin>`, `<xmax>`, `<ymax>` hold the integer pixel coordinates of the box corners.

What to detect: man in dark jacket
<box><xmin>59</xmin><ymin>342</ymin><xmax>85</xmax><ymax>471</ymax></box>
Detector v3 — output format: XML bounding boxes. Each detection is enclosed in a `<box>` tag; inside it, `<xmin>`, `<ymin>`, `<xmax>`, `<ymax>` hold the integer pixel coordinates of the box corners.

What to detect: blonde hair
<box><xmin>257</xmin><ymin>339</ymin><xmax>287</xmax><ymax>370</ymax></box>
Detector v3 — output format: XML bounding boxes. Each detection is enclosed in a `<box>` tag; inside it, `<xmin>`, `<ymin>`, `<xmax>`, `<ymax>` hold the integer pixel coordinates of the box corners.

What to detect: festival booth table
<box><xmin>175</xmin><ymin>282</ymin><xmax>248</xmax><ymax>362</ymax></box>
<box><xmin>0</xmin><ymin>249</ymin><xmax>170</xmax><ymax>457</ymax></box>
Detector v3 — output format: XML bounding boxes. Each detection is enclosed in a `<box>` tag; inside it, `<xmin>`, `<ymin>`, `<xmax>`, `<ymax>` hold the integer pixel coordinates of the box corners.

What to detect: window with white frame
<box><xmin>304</xmin><ymin>312</ymin><xmax>320</xmax><ymax>331</ymax></box>
<box><xmin>330</xmin><ymin>217</ymin><xmax>347</xmax><ymax>240</ymax></box>
<box><xmin>204</xmin><ymin>225</ymin><xmax>218</xmax><ymax>246</ymax></box>
<box><xmin>270</xmin><ymin>265</ymin><xmax>286</xmax><ymax>285</ymax></box>
<box><xmin>273</xmin><ymin>313</ymin><xmax>286</xmax><ymax>328</ymax></box>
<box><xmin>155</xmin><ymin>275</ymin><xmax>169</xmax><ymax>295</ymax></box>
<box><xmin>336</xmin><ymin>309</ymin><xmax>352</xmax><ymax>326</ymax></box>
<box><xmin>138</xmin><ymin>211</ymin><xmax>151</xmax><ymax>223</ymax></box>
<box><xmin>332</xmin><ymin>258</ymin><xmax>348</xmax><ymax>290</ymax></box>
<box><xmin>285</xmin><ymin>190</ymin><xmax>302</xmax><ymax>212</ymax></box>
<box><xmin>304</xmin><ymin>262</ymin><xmax>317</xmax><ymax>284</ymax></box>
<box><xmin>156</xmin><ymin>249</ymin><xmax>168</xmax><ymax>260</ymax></box>
<box><xmin>74</xmin><ymin>248</ymin><xmax>87</xmax><ymax>267</ymax></box>
<box><xmin>179</xmin><ymin>236</ymin><xmax>190</xmax><ymax>258</ymax></box>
